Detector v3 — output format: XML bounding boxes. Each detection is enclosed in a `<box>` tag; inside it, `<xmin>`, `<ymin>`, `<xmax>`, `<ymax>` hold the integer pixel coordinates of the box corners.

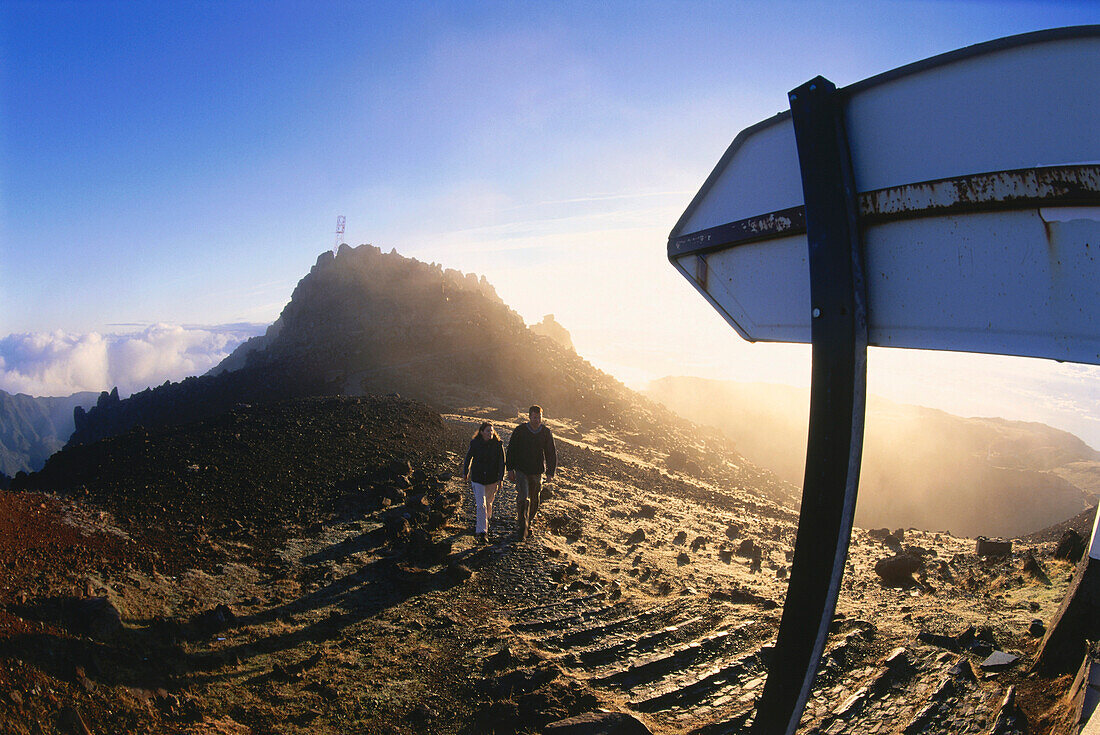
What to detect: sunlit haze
<box><xmin>3</xmin><ymin>2</ymin><xmax>1099</xmax><ymax>448</ymax></box>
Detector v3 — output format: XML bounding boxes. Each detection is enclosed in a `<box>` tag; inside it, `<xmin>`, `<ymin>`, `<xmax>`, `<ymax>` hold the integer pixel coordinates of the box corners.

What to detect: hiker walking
<box><xmin>506</xmin><ymin>405</ymin><xmax>557</xmax><ymax>541</ymax></box>
<box><xmin>463</xmin><ymin>421</ymin><xmax>505</xmax><ymax>544</ymax></box>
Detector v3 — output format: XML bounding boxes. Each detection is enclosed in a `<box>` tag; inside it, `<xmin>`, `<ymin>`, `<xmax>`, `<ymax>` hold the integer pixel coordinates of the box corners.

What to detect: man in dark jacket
<box><xmin>506</xmin><ymin>405</ymin><xmax>557</xmax><ymax>541</ymax></box>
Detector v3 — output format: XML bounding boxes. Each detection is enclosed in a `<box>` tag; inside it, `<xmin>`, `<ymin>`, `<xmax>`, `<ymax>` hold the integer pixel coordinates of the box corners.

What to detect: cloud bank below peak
<box><xmin>0</xmin><ymin>323</ymin><xmax>268</xmax><ymax>399</ymax></box>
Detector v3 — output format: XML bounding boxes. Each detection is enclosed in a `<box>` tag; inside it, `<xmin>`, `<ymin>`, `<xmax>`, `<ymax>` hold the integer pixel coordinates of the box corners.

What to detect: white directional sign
<box><xmin>669</xmin><ymin>27</ymin><xmax>1100</xmax><ymax>365</ymax></box>
<box><xmin>670</xmin><ymin>27</ymin><xmax>1100</xmax><ymax>735</ymax></box>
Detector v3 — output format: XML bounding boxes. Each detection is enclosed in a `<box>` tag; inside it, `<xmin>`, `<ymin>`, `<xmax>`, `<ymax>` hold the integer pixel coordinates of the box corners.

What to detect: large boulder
<box><xmin>1055</xmin><ymin>529</ymin><xmax>1086</xmax><ymax>563</ymax></box>
<box><xmin>875</xmin><ymin>555</ymin><xmax>922</xmax><ymax>587</ymax></box>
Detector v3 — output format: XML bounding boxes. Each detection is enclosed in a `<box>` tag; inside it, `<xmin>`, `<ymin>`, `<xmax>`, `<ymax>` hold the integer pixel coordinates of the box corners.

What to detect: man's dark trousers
<box><xmin>515</xmin><ymin>471</ymin><xmax>542</xmax><ymax>537</ymax></box>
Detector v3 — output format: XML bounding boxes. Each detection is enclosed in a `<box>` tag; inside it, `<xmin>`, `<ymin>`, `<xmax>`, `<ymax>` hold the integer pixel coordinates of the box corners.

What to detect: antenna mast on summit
<box><xmin>334</xmin><ymin>215</ymin><xmax>346</xmax><ymax>254</ymax></box>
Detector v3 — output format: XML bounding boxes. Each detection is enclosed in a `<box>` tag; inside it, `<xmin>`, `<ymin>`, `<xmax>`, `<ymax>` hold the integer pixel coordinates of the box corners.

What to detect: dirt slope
<box><xmin>0</xmin><ymin>404</ymin><xmax>1081</xmax><ymax>734</ymax></box>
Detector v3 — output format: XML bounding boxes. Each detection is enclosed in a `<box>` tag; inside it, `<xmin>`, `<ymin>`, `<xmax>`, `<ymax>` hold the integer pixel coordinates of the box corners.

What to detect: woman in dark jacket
<box><xmin>463</xmin><ymin>421</ymin><xmax>505</xmax><ymax>544</ymax></box>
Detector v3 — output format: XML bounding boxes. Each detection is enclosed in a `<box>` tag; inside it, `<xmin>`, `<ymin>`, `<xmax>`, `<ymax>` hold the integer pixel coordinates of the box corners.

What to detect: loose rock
<box><xmin>544</xmin><ymin>711</ymin><xmax>653</xmax><ymax>734</ymax></box>
<box><xmin>875</xmin><ymin>555</ymin><xmax>922</xmax><ymax>587</ymax></box>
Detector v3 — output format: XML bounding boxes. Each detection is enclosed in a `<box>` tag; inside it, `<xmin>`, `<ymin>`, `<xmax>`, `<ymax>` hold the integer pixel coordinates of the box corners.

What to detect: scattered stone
<box><xmin>272</xmin><ymin>663</ymin><xmax>302</xmax><ymax>682</ymax></box>
<box><xmin>867</xmin><ymin>528</ymin><xmax>891</xmax><ymax>541</ymax></box>
<box><xmin>672</xmin><ymin>531</ymin><xmax>687</xmax><ymax>545</ymax></box>
<box><xmin>192</xmin><ymin>603</ymin><xmax>237</xmax><ymax>634</ymax></box>
<box><xmin>736</xmin><ymin>538</ymin><xmax>757</xmax><ymax>557</ymax></box>
<box><xmin>893</xmin><ymin>527</ymin><xmax>906</xmax><ymax>540</ymax></box>
<box><xmin>544</xmin><ymin>711</ymin><xmax>653</xmax><ymax>734</ymax></box>
<box><xmin>676</xmin><ymin>552</ymin><xmax>690</xmax><ymax>566</ymax></box>
<box><xmin>1020</xmin><ymin>550</ymin><xmax>1051</xmax><ymax>586</ymax></box>
<box><xmin>948</xmin><ymin>655</ymin><xmax>978</xmax><ymax>682</ymax></box>
<box><xmin>627</xmin><ymin>529</ymin><xmax>645</xmax><ymax>545</ymax></box>
<box><xmin>976</xmin><ymin>537</ymin><xmax>1012</xmax><ymax>557</ymax></box>
<box><xmin>690</xmin><ymin>535</ymin><xmax>707</xmax><ymax>551</ymax></box>
<box><xmin>980</xmin><ymin>651</ymin><xmax>1020</xmax><ymax>671</ymax></box>
<box><xmin>635</xmin><ymin>504</ymin><xmax>657</xmax><ymax>519</ymax></box>
<box><xmin>749</xmin><ymin>549</ymin><xmax>762</xmax><ymax>574</ymax></box>
<box><xmin>875</xmin><ymin>555</ymin><xmax>922</xmax><ymax>587</ymax></box>
<box><xmin>485</xmin><ymin>646</ymin><xmax>520</xmax><ymax>673</ymax></box>
<box><xmin>482</xmin><ymin>700</ymin><xmax>520</xmax><ymax>732</ymax></box>
<box><xmin>57</xmin><ymin>704</ymin><xmax>93</xmax><ymax>735</ymax></box>
<box><xmin>443</xmin><ymin>563</ymin><xmax>473</xmax><ymax>584</ymax></box>
<box><xmin>884</xmin><ymin>647</ymin><xmax>910</xmax><ymax>671</ymax></box>
<box><xmin>883</xmin><ymin>533</ymin><xmax>904</xmax><ymax>554</ymax></box>
<box><xmin>1028</xmin><ymin>619</ymin><xmax>1046</xmax><ymax>637</ymax></box>
<box><xmin>568</xmin><ymin>580</ymin><xmax>600</xmax><ymax>593</ymax></box>
<box><xmin>383</xmin><ymin>513</ymin><xmax>411</xmax><ymax>541</ymax></box>
<box><xmin>988</xmin><ymin>685</ymin><xmax>1028</xmax><ymax>734</ymax></box>
<box><xmin>407</xmin><ymin>703</ymin><xmax>436</xmax><ymax>724</ymax></box>
<box><xmin>66</xmin><ymin>596</ymin><xmax>123</xmax><ymax>638</ymax></box>
<box><xmin>725</xmin><ymin>523</ymin><xmax>740</xmax><ymax>540</ymax></box>
<box><xmin>918</xmin><ymin>626</ymin><xmax>972</xmax><ymax>652</ymax></box>
<box><xmin>73</xmin><ymin>666</ymin><xmax>96</xmax><ymax>693</ymax></box>
<box><xmin>716</xmin><ymin>586</ymin><xmax>773</xmax><ymax>607</ymax></box>
<box><xmin>1054</xmin><ymin>529</ymin><xmax>1086</xmax><ymax>563</ymax></box>
<box><xmin>833</xmin><ymin>685</ymin><xmax>869</xmax><ymax>718</ymax></box>
<box><xmin>303</xmin><ymin>680</ymin><xmax>339</xmax><ymax>701</ymax></box>
<box><xmin>718</xmin><ymin>548</ymin><xmax>734</xmax><ymax>563</ymax></box>
<box><xmin>485</xmin><ymin>662</ymin><xmax>562</xmax><ymax>698</ymax></box>
<box><xmin>407</xmin><ymin>491</ymin><xmax>429</xmax><ymax>508</ymax></box>
<box><xmin>776</xmin><ymin>565</ymin><xmax>787</xmax><ymax>580</ymax></box>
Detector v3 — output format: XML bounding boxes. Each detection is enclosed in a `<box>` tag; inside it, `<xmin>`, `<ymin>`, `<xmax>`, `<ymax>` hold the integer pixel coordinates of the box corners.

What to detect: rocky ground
<box><xmin>0</xmin><ymin>400</ymin><xmax>1089</xmax><ymax>734</ymax></box>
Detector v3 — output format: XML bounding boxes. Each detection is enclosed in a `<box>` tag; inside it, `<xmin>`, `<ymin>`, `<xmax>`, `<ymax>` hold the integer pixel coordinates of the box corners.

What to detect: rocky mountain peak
<box><xmin>71</xmin><ymin>246</ymin><xmax>757</xmax><ymax>483</ymax></box>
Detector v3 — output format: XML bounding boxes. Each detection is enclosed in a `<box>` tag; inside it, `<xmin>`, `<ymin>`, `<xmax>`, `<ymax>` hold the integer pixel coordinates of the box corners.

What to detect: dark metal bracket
<box><xmin>750</xmin><ymin>76</ymin><xmax>868</xmax><ymax>735</ymax></box>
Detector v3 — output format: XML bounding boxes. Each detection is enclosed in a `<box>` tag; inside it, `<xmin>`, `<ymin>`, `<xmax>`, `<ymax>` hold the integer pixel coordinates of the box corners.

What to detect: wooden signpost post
<box><xmin>668</xmin><ymin>27</ymin><xmax>1100</xmax><ymax>734</ymax></box>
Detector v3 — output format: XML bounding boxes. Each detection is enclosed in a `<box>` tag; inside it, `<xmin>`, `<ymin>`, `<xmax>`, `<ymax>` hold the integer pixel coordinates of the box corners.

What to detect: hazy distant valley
<box><xmin>646</xmin><ymin>377</ymin><xmax>1100</xmax><ymax>539</ymax></box>
<box><xmin>0</xmin><ymin>390</ymin><xmax>96</xmax><ymax>477</ymax></box>
<box><xmin>0</xmin><ymin>244</ymin><xmax>1094</xmax><ymax>734</ymax></box>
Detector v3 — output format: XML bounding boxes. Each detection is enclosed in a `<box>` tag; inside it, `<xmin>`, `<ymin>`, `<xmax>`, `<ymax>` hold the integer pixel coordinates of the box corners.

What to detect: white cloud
<box><xmin>0</xmin><ymin>323</ymin><xmax>267</xmax><ymax>398</ymax></box>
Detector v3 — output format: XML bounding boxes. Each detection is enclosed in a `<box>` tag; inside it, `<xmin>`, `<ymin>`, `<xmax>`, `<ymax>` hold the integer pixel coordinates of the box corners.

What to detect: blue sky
<box><xmin>3</xmin><ymin>1</ymin><xmax>1100</xmax><ymax>446</ymax></box>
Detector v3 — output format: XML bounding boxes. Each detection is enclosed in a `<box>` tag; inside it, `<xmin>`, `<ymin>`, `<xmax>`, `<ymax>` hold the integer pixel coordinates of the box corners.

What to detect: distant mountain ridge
<box><xmin>646</xmin><ymin>376</ymin><xmax>1099</xmax><ymax>538</ymax></box>
<box><xmin>0</xmin><ymin>389</ymin><xmax>97</xmax><ymax>476</ymax></box>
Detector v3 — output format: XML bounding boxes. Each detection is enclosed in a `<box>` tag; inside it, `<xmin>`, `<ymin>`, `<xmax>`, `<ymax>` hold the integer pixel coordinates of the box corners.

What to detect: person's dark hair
<box><xmin>528</xmin><ymin>405</ymin><xmax>543</xmax><ymax>415</ymax></box>
<box><xmin>473</xmin><ymin>421</ymin><xmax>500</xmax><ymax>441</ymax></box>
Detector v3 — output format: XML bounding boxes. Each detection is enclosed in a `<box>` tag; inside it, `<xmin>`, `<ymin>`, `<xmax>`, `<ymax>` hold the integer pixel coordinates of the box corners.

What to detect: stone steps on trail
<box><xmin>505</xmin><ymin>588</ymin><xmax>1015</xmax><ymax>731</ymax></box>
<box><xmin>509</xmin><ymin>600</ymin><xmax>632</xmax><ymax>633</ymax></box>
<box><xmin>592</xmin><ymin>622</ymin><xmax>755</xmax><ymax>690</ymax></box>
<box><xmin>564</xmin><ymin>613</ymin><xmax>715</xmax><ymax>667</ymax></box>
<box><xmin>629</xmin><ymin>647</ymin><xmax>763</xmax><ymax>713</ymax></box>
<box><xmin>538</xmin><ymin>605</ymin><xmax>685</xmax><ymax>650</ymax></box>
<box><xmin>507</xmin><ymin>591</ymin><xmax>606</xmax><ymax>620</ymax></box>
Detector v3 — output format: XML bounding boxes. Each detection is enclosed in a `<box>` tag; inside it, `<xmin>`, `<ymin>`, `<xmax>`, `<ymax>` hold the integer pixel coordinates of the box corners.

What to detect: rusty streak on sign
<box><xmin>669</xmin><ymin>164</ymin><xmax>1100</xmax><ymax>259</ymax></box>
